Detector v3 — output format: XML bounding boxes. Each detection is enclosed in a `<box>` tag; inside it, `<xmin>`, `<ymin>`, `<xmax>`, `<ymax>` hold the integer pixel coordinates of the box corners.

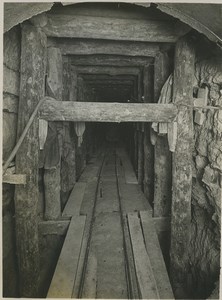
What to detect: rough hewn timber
<box><xmin>40</xmin><ymin>100</ymin><xmax>177</xmax><ymax>123</ymax></box>
<box><xmin>47</xmin><ymin>216</ymin><xmax>86</xmax><ymax>298</ymax></box>
<box><xmin>60</xmin><ymin>60</ymin><xmax>76</xmax><ymax>207</ymax></box>
<box><xmin>69</xmin><ymin>55</ymin><xmax>153</xmax><ymax>66</ymax></box>
<box><xmin>42</xmin><ymin>14</ymin><xmax>187</xmax><ymax>43</ymax></box>
<box><xmin>14</xmin><ymin>24</ymin><xmax>47</xmax><ymax>297</ymax></box>
<box><xmin>143</xmin><ymin>65</ymin><xmax>154</xmax><ymax>203</ymax></box>
<box><xmin>170</xmin><ymin>36</ymin><xmax>195</xmax><ymax>297</ymax></box>
<box><xmin>48</xmin><ymin>38</ymin><xmax>161</xmax><ymax>57</ymax></box>
<box><xmin>137</xmin><ymin>127</ymin><xmax>144</xmax><ymax>187</ymax></box>
<box><xmin>153</xmin><ymin>51</ymin><xmax>172</xmax><ymax>217</ymax></box>
<box><xmin>38</xmin><ymin>220</ymin><xmax>70</xmax><ymax>236</ymax></box>
<box><xmin>44</xmin><ymin>47</ymin><xmax>63</xmax><ymax>220</ymax></box>
<box><xmin>3</xmin><ymin>174</ymin><xmax>26</xmax><ymax>185</ymax></box>
<box><xmin>72</xmin><ymin>65</ymin><xmax>141</xmax><ymax>76</ymax></box>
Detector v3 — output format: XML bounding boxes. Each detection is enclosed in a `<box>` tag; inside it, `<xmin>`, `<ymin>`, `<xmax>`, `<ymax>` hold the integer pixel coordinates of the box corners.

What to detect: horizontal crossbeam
<box><xmin>39</xmin><ymin>98</ymin><xmax>178</xmax><ymax>123</ymax></box>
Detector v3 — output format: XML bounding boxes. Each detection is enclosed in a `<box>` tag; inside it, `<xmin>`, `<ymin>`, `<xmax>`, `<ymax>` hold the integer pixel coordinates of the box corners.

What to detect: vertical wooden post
<box><xmin>44</xmin><ymin>47</ymin><xmax>63</xmax><ymax>220</ymax></box>
<box><xmin>14</xmin><ymin>24</ymin><xmax>47</xmax><ymax>297</ymax></box>
<box><xmin>153</xmin><ymin>52</ymin><xmax>172</xmax><ymax>217</ymax></box>
<box><xmin>170</xmin><ymin>36</ymin><xmax>195</xmax><ymax>297</ymax></box>
<box><xmin>61</xmin><ymin>59</ymin><xmax>76</xmax><ymax>207</ymax></box>
<box><xmin>143</xmin><ymin>64</ymin><xmax>154</xmax><ymax>204</ymax></box>
<box><xmin>137</xmin><ymin>126</ymin><xmax>144</xmax><ymax>188</ymax></box>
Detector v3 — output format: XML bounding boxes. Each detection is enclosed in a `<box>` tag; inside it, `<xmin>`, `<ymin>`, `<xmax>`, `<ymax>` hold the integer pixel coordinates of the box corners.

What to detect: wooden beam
<box><xmin>143</xmin><ymin>65</ymin><xmax>154</xmax><ymax>203</ymax></box>
<box><xmin>69</xmin><ymin>55</ymin><xmax>153</xmax><ymax>67</ymax></box>
<box><xmin>48</xmin><ymin>38</ymin><xmax>161</xmax><ymax>57</ymax></box>
<box><xmin>3</xmin><ymin>174</ymin><xmax>26</xmax><ymax>185</ymax></box>
<box><xmin>170</xmin><ymin>36</ymin><xmax>195</xmax><ymax>297</ymax></box>
<box><xmin>128</xmin><ymin>212</ymin><xmax>159</xmax><ymax>299</ymax></box>
<box><xmin>14</xmin><ymin>24</ymin><xmax>47</xmax><ymax>297</ymax></box>
<box><xmin>153</xmin><ymin>51</ymin><xmax>172</xmax><ymax>218</ymax></box>
<box><xmin>47</xmin><ymin>216</ymin><xmax>86</xmax><ymax>298</ymax></box>
<box><xmin>42</xmin><ymin>14</ymin><xmax>186</xmax><ymax>43</ymax></box>
<box><xmin>44</xmin><ymin>47</ymin><xmax>63</xmax><ymax>221</ymax></box>
<box><xmin>39</xmin><ymin>99</ymin><xmax>177</xmax><ymax>123</ymax></box>
<box><xmin>72</xmin><ymin>65</ymin><xmax>141</xmax><ymax>76</ymax></box>
<box><xmin>140</xmin><ymin>211</ymin><xmax>174</xmax><ymax>299</ymax></box>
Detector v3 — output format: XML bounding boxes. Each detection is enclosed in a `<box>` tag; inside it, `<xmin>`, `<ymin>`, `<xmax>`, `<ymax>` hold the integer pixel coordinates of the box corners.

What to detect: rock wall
<box><xmin>187</xmin><ymin>45</ymin><xmax>221</xmax><ymax>298</ymax></box>
<box><xmin>3</xmin><ymin>25</ymin><xmax>21</xmax><ymax>296</ymax></box>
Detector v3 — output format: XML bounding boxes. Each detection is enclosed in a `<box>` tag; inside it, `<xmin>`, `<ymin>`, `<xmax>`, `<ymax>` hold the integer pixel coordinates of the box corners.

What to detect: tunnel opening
<box><xmin>3</xmin><ymin>2</ymin><xmax>221</xmax><ymax>299</ymax></box>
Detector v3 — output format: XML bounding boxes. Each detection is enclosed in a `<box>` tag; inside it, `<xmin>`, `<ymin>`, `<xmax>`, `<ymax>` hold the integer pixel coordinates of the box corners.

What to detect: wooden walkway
<box><xmin>47</xmin><ymin>146</ymin><xmax>174</xmax><ymax>299</ymax></box>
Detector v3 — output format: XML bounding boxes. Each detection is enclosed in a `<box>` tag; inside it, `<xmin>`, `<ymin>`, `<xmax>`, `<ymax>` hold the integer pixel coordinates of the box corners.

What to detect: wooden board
<box><xmin>14</xmin><ymin>24</ymin><xmax>47</xmax><ymax>297</ymax></box>
<box><xmin>3</xmin><ymin>174</ymin><xmax>26</xmax><ymax>185</ymax></box>
<box><xmin>170</xmin><ymin>36</ymin><xmax>195</xmax><ymax>294</ymax></box>
<box><xmin>48</xmin><ymin>38</ymin><xmax>161</xmax><ymax>57</ymax></box>
<box><xmin>47</xmin><ymin>216</ymin><xmax>86</xmax><ymax>298</ymax></box>
<box><xmin>38</xmin><ymin>220</ymin><xmax>70</xmax><ymax>236</ymax></box>
<box><xmin>128</xmin><ymin>212</ymin><xmax>159</xmax><ymax>299</ymax></box>
<box><xmin>42</xmin><ymin>14</ymin><xmax>186</xmax><ymax>43</ymax></box>
<box><xmin>140</xmin><ymin>211</ymin><xmax>174</xmax><ymax>299</ymax></box>
<box><xmin>153</xmin><ymin>51</ymin><xmax>172</xmax><ymax>218</ymax></box>
<box><xmin>62</xmin><ymin>182</ymin><xmax>86</xmax><ymax>218</ymax></box>
<box><xmin>40</xmin><ymin>99</ymin><xmax>177</xmax><ymax>123</ymax></box>
<box><xmin>117</xmin><ymin>150</ymin><xmax>138</xmax><ymax>184</ymax></box>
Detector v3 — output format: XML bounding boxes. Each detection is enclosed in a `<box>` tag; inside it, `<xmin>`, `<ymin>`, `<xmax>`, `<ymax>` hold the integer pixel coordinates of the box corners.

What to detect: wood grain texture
<box><xmin>42</xmin><ymin>14</ymin><xmax>184</xmax><ymax>43</ymax></box>
<box><xmin>47</xmin><ymin>216</ymin><xmax>86</xmax><ymax>298</ymax></box>
<box><xmin>170</xmin><ymin>36</ymin><xmax>195</xmax><ymax>295</ymax></box>
<box><xmin>62</xmin><ymin>182</ymin><xmax>86</xmax><ymax>218</ymax></box>
<box><xmin>140</xmin><ymin>211</ymin><xmax>174</xmax><ymax>299</ymax></box>
<box><xmin>14</xmin><ymin>24</ymin><xmax>47</xmax><ymax>297</ymax></box>
<box><xmin>128</xmin><ymin>212</ymin><xmax>159</xmax><ymax>299</ymax></box>
<box><xmin>3</xmin><ymin>174</ymin><xmax>26</xmax><ymax>185</ymax></box>
<box><xmin>40</xmin><ymin>99</ymin><xmax>177</xmax><ymax>123</ymax></box>
<box><xmin>48</xmin><ymin>38</ymin><xmax>161</xmax><ymax>57</ymax></box>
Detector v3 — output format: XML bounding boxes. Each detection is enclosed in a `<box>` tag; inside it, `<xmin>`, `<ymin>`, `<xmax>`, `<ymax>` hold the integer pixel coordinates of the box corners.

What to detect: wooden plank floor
<box><xmin>47</xmin><ymin>146</ymin><xmax>173</xmax><ymax>299</ymax></box>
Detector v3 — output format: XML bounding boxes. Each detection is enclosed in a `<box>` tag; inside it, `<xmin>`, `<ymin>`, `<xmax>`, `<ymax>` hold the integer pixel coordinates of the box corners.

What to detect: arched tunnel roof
<box><xmin>3</xmin><ymin>2</ymin><xmax>222</xmax><ymax>46</ymax></box>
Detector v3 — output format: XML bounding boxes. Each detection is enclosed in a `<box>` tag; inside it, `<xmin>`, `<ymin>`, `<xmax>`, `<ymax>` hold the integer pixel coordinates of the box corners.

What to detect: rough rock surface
<box><xmin>188</xmin><ymin>53</ymin><xmax>221</xmax><ymax>298</ymax></box>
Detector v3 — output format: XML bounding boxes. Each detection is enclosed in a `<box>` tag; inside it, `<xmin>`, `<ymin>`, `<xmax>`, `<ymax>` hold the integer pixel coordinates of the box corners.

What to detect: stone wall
<box><xmin>187</xmin><ymin>44</ymin><xmax>221</xmax><ymax>298</ymax></box>
<box><xmin>3</xmin><ymin>25</ymin><xmax>21</xmax><ymax>297</ymax></box>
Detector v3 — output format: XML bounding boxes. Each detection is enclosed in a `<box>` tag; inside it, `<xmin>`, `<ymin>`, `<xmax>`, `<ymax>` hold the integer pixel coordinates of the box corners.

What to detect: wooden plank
<box><xmin>153</xmin><ymin>51</ymin><xmax>172</xmax><ymax>217</ymax></box>
<box><xmin>14</xmin><ymin>24</ymin><xmax>47</xmax><ymax>297</ymax></box>
<box><xmin>128</xmin><ymin>212</ymin><xmax>159</xmax><ymax>299</ymax></box>
<box><xmin>81</xmin><ymin>252</ymin><xmax>97</xmax><ymax>298</ymax></box>
<box><xmin>137</xmin><ymin>130</ymin><xmax>144</xmax><ymax>186</ymax></box>
<box><xmin>3</xmin><ymin>93</ymin><xmax>18</xmax><ymax>113</ymax></box>
<box><xmin>40</xmin><ymin>99</ymin><xmax>177</xmax><ymax>123</ymax></box>
<box><xmin>62</xmin><ymin>182</ymin><xmax>86</xmax><ymax>218</ymax></box>
<box><xmin>48</xmin><ymin>38</ymin><xmax>161</xmax><ymax>57</ymax></box>
<box><xmin>170</xmin><ymin>36</ymin><xmax>195</xmax><ymax>296</ymax></box>
<box><xmin>117</xmin><ymin>149</ymin><xmax>138</xmax><ymax>184</ymax></box>
<box><xmin>154</xmin><ymin>135</ymin><xmax>172</xmax><ymax>217</ymax></box>
<box><xmin>143</xmin><ymin>65</ymin><xmax>154</xmax><ymax>203</ymax></box>
<box><xmin>47</xmin><ymin>216</ymin><xmax>86</xmax><ymax>298</ymax></box>
<box><xmin>70</xmin><ymin>55</ymin><xmax>153</xmax><ymax>66</ymax></box>
<box><xmin>38</xmin><ymin>220</ymin><xmax>70</xmax><ymax>236</ymax></box>
<box><xmin>3</xmin><ymin>65</ymin><xmax>20</xmax><ymax>96</ymax></box>
<box><xmin>42</xmin><ymin>14</ymin><xmax>185</xmax><ymax>43</ymax></box>
<box><xmin>3</xmin><ymin>174</ymin><xmax>26</xmax><ymax>185</ymax></box>
<box><xmin>44</xmin><ymin>47</ymin><xmax>63</xmax><ymax>220</ymax></box>
<box><xmin>72</xmin><ymin>65</ymin><xmax>141</xmax><ymax>76</ymax></box>
<box><xmin>140</xmin><ymin>211</ymin><xmax>174</xmax><ymax>299</ymax></box>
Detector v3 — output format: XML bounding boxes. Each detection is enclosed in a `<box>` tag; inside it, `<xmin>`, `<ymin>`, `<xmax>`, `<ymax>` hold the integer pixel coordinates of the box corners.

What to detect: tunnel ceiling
<box><xmin>3</xmin><ymin>1</ymin><xmax>222</xmax><ymax>46</ymax></box>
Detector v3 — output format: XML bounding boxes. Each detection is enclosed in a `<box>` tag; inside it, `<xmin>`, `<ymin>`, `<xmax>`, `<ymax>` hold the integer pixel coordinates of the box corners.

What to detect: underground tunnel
<box><xmin>2</xmin><ymin>2</ymin><xmax>222</xmax><ymax>299</ymax></box>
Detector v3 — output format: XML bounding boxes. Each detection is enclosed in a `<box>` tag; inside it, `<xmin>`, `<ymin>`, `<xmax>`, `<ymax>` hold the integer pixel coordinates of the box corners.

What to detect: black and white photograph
<box><xmin>2</xmin><ymin>1</ymin><xmax>222</xmax><ymax>299</ymax></box>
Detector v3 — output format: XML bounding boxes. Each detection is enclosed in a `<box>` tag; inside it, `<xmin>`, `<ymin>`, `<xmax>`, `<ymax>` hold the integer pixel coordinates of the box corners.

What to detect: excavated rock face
<box><xmin>188</xmin><ymin>54</ymin><xmax>221</xmax><ymax>298</ymax></box>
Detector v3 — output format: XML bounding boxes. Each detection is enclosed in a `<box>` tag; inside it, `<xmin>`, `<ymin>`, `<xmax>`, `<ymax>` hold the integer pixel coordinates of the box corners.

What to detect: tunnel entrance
<box><xmin>5</xmin><ymin>2</ymin><xmax>220</xmax><ymax>299</ymax></box>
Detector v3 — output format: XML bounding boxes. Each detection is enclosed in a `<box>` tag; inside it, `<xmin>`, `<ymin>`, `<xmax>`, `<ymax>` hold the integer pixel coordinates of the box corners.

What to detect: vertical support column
<box><xmin>153</xmin><ymin>51</ymin><xmax>172</xmax><ymax>217</ymax></box>
<box><xmin>44</xmin><ymin>47</ymin><xmax>63</xmax><ymax>220</ymax></box>
<box><xmin>60</xmin><ymin>59</ymin><xmax>76</xmax><ymax>207</ymax></box>
<box><xmin>14</xmin><ymin>24</ymin><xmax>47</xmax><ymax>297</ymax></box>
<box><xmin>143</xmin><ymin>64</ymin><xmax>154</xmax><ymax>204</ymax></box>
<box><xmin>170</xmin><ymin>36</ymin><xmax>195</xmax><ymax>297</ymax></box>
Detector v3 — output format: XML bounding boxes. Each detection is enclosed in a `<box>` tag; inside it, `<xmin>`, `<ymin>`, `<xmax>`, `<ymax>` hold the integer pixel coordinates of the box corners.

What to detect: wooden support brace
<box><xmin>39</xmin><ymin>99</ymin><xmax>177</xmax><ymax>123</ymax></box>
<box><xmin>14</xmin><ymin>24</ymin><xmax>47</xmax><ymax>297</ymax></box>
<box><xmin>170</xmin><ymin>36</ymin><xmax>195</xmax><ymax>297</ymax></box>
